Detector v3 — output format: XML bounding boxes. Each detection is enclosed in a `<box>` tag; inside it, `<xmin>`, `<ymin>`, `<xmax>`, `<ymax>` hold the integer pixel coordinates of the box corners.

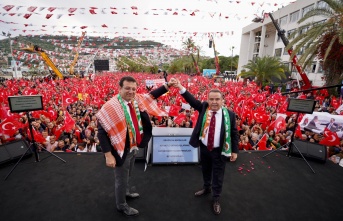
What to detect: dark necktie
<box><xmin>207</xmin><ymin>111</ymin><xmax>216</xmax><ymax>151</ymax></box>
<box><xmin>128</xmin><ymin>102</ymin><xmax>141</xmax><ymax>145</ymax></box>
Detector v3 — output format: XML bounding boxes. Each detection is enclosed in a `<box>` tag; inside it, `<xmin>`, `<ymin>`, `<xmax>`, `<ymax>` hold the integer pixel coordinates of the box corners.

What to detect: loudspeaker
<box><xmin>94</xmin><ymin>60</ymin><xmax>109</xmax><ymax>71</ymax></box>
<box><xmin>0</xmin><ymin>140</ymin><xmax>32</xmax><ymax>166</ymax></box>
<box><xmin>289</xmin><ymin>139</ymin><xmax>326</xmax><ymax>163</ymax></box>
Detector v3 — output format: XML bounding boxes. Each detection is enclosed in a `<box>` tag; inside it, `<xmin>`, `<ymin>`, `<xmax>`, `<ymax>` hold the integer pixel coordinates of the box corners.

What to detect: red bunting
<box><xmin>3</xmin><ymin>5</ymin><xmax>15</xmax><ymax>12</ymax></box>
<box><xmin>68</xmin><ymin>8</ymin><xmax>77</xmax><ymax>13</ymax></box>
<box><xmin>23</xmin><ymin>14</ymin><xmax>32</xmax><ymax>19</ymax></box>
<box><xmin>27</xmin><ymin>6</ymin><xmax>37</xmax><ymax>12</ymax></box>
<box><xmin>47</xmin><ymin>7</ymin><xmax>56</xmax><ymax>12</ymax></box>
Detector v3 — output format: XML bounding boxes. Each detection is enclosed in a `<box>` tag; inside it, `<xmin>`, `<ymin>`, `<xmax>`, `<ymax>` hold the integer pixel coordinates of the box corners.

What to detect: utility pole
<box><xmin>3</xmin><ymin>32</ymin><xmax>18</xmax><ymax>78</ymax></box>
<box><xmin>230</xmin><ymin>46</ymin><xmax>235</xmax><ymax>73</ymax></box>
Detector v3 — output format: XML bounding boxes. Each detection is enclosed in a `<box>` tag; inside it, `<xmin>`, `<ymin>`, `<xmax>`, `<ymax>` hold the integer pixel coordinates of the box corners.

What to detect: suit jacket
<box><xmin>181</xmin><ymin>90</ymin><xmax>239</xmax><ymax>154</ymax></box>
<box><xmin>97</xmin><ymin>85</ymin><xmax>168</xmax><ymax>166</ymax></box>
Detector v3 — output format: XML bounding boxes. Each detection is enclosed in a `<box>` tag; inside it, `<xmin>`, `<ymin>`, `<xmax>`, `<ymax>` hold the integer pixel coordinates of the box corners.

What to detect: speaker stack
<box><xmin>289</xmin><ymin>139</ymin><xmax>327</xmax><ymax>163</ymax></box>
<box><xmin>94</xmin><ymin>60</ymin><xmax>109</xmax><ymax>71</ymax></box>
<box><xmin>0</xmin><ymin>140</ymin><xmax>32</xmax><ymax>166</ymax></box>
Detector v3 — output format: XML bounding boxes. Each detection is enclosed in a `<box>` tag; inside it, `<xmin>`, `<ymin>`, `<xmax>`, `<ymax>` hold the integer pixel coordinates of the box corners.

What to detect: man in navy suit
<box><xmin>173</xmin><ymin>79</ymin><xmax>239</xmax><ymax>215</ymax></box>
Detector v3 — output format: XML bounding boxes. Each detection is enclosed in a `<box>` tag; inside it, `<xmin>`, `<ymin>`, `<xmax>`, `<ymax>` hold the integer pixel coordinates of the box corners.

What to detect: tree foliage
<box><xmin>286</xmin><ymin>0</ymin><xmax>343</xmax><ymax>85</ymax></box>
<box><xmin>239</xmin><ymin>56</ymin><xmax>286</xmax><ymax>84</ymax></box>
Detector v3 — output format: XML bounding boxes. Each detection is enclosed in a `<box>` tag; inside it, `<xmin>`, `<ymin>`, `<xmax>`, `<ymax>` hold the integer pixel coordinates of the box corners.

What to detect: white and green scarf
<box><xmin>200</xmin><ymin>107</ymin><xmax>232</xmax><ymax>156</ymax></box>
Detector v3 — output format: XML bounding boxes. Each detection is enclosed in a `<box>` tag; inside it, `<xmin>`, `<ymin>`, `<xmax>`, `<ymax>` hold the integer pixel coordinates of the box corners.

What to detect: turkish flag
<box><xmin>47</xmin><ymin>107</ymin><xmax>57</xmax><ymax>121</ymax></box>
<box><xmin>268</xmin><ymin>116</ymin><xmax>286</xmax><ymax>133</ymax></box>
<box><xmin>64</xmin><ymin>111</ymin><xmax>75</xmax><ymax>132</ymax></box>
<box><xmin>62</xmin><ymin>94</ymin><xmax>78</xmax><ymax>107</ymax></box>
<box><xmin>0</xmin><ymin>118</ymin><xmax>19</xmax><ymax>136</ymax></box>
<box><xmin>27</xmin><ymin>128</ymin><xmax>46</xmax><ymax>143</ymax></box>
<box><xmin>54</xmin><ymin>125</ymin><xmax>65</xmax><ymax>140</ymax></box>
<box><xmin>0</xmin><ymin>106</ymin><xmax>18</xmax><ymax>120</ymax></box>
<box><xmin>295</xmin><ymin>126</ymin><xmax>303</xmax><ymax>139</ymax></box>
<box><xmin>256</xmin><ymin>133</ymin><xmax>268</xmax><ymax>150</ymax></box>
<box><xmin>169</xmin><ymin>105</ymin><xmax>181</xmax><ymax>117</ymax></box>
<box><xmin>174</xmin><ymin>113</ymin><xmax>186</xmax><ymax>125</ymax></box>
<box><xmin>319</xmin><ymin>128</ymin><xmax>340</xmax><ymax>146</ymax></box>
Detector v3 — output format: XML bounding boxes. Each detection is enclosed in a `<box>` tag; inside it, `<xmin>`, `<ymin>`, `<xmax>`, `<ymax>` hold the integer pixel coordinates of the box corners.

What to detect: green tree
<box><xmin>239</xmin><ymin>56</ymin><xmax>286</xmax><ymax>85</ymax></box>
<box><xmin>286</xmin><ymin>0</ymin><xmax>343</xmax><ymax>85</ymax></box>
<box><xmin>182</xmin><ymin>38</ymin><xmax>201</xmax><ymax>75</ymax></box>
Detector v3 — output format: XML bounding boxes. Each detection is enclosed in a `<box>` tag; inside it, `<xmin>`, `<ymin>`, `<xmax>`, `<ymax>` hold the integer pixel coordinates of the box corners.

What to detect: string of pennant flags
<box><xmin>0</xmin><ymin>1</ymin><xmax>294</xmax><ymax>20</ymax></box>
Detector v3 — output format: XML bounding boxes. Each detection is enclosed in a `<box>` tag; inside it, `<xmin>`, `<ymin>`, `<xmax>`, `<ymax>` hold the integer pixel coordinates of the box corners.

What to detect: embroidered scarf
<box><xmin>118</xmin><ymin>94</ymin><xmax>142</xmax><ymax>148</ymax></box>
<box><xmin>200</xmin><ymin>107</ymin><xmax>232</xmax><ymax>156</ymax></box>
<box><xmin>96</xmin><ymin>93</ymin><xmax>167</xmax><ymax>158</ymax></box>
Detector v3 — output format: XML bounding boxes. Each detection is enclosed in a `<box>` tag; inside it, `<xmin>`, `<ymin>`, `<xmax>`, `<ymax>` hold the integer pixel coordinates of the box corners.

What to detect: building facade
<box><xmin>238</xmin><ymin>0</ymin><xmax>327</xmax><ymax>87</ymax></box>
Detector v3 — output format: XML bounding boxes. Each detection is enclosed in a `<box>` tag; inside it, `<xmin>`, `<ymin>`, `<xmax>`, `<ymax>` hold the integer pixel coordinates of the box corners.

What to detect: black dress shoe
<box><xmin>212</xmin><ymin>201</ymin><xmax>221</xmax><ymax>215</ymax></box>
<box><xmin>126</xmin><ymin>192</ymin><xmax>140</xmax><ymax>199</ymax></box>
<box><xmin>194</xmin><ymin>188</ymin><xmax>211</xmax><ymax>196</ymax></box>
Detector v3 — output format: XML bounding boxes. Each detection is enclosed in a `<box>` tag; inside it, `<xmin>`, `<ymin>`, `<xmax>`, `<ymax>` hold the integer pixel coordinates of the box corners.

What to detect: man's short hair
<box><xmin>208</xmin><ymin>89</ymin><xmax>223</xmax><ymax>97</ymax></box>
<box><xmin>119</xmin><ymin>76</ymin><xmax>137</xmax><ymax>87</ymax></box>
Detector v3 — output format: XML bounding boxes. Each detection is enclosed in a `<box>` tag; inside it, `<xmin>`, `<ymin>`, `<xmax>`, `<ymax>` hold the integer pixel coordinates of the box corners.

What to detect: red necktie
<box><xmin>128</xmin><ymin>102</ymin><xmax>141</xmax><ymax>145</ymax></box>
<box><xmin>207</xmin><ymin>111</ymin><xmax>216</xmax><ymax>151</ymax></box>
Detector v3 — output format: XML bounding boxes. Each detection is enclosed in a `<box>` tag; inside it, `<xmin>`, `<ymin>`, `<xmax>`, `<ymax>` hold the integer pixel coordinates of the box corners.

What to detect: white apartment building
<box><xmin>238</xmin><ymin>0</ymin><xmax>327</xmax><ymax>87</ymax></box>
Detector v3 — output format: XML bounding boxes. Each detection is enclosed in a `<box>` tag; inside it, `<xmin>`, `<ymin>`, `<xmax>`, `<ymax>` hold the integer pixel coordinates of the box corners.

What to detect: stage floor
<box><xmin>1</xmin><ymin>151</ymin><xmax>342</xmax><ymax>221</ymax></box>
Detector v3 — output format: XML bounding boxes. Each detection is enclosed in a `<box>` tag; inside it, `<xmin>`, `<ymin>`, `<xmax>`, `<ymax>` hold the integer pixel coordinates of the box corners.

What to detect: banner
<box><xmin>299</xmin><ymin>112</ymin><xmax>343</xmax><ymax>138</ymax></box>
<box><xmin>203</xmin><ymin>69</ymin><xmax>216</xmax><ymax>77</ymax></box>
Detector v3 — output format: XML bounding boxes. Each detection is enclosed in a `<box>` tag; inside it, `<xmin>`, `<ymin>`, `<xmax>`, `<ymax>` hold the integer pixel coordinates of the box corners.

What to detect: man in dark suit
<box><xmin>174</xmin><ymin>79</ymin><xmax>239</xmax><ymax>215</ymax></box>
<box><xmin>323</xmin><ymin>118</ymin><xmax>339</xmax><ymax>132</ymax></box>
<box><xmin>97</xmin><ymin>76</ymin><xmax>176</xmax><ymax>217</ymax></box>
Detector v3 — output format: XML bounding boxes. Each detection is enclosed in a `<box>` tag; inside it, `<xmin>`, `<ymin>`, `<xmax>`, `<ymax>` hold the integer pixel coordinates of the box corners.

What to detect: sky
<box><xmin>0</xmin><ymin>0</ymin><xmax>295</xmax><ymax>57</ymax></box>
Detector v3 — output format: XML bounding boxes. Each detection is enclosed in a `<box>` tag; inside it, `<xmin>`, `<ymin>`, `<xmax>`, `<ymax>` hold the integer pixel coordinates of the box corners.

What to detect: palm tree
<box><xmin>182</xmin><ymin>38</ymin><xmax>201</xmax><ymax>75</ymax></box>
<box><xmin>286</xmin><ymin>0</ymin><xmax>343</xmax><ymax>85</ymax></box>
<box><xmin>239</xmin><ymin>56</ymin><xmax>286</xmax><ymax>85</ymax></box>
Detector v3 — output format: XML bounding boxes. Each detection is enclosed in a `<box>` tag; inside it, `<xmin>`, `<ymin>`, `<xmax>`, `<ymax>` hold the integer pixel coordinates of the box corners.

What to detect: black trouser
<box><xmin>200</xmin><ymin>142</ymin><xmax>226</xmax><ymax>201</ymax></box>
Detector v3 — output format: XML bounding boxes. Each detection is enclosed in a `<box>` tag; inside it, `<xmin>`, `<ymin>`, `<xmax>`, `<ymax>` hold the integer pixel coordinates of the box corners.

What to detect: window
<box><xmin>255</xmin><ymin>31</ymin><xmax>261</xmax><ymax>42</ymax></box>
<box><xmin>275</xmin><ymin>48</ymin><xmax>282</xmax><ymax>57</ymax></box>
<box><xmin>253</xmin><ymin>43</ymin><xmax>260</xmax><ymax>53</ymax></box>
<box><xmin>317</xmin><ymin>1</ymin><xmax>329</xmax><ymax>9</ymax></box>
<box><xmin>287</xmin><ymin>29</ymin><xmax>296</xmax><ymax>39</ymax></box>
<box><xmin>289</xmin><ymin>11</ymin><xmax>300</xmax><ymax>23</ymax></box>
<box><xmin>252</xmin><ymin>54</ymin><xmax>259</xmax><ymax>62</ymax></box>
<box><xmin>317</xmin><ymin>63</ymin><xmax>323</xmax><ymax>73</ymax></box>
<box><xmin>302</xmin><ymin>4</ymin><xmax>314</xmax><ymax>17</ymax></box>
<box><xmin>311</xmin><ymin>62</ymin><xmax>316</xmax><ymax>73</ymax></box>
<box><xmin>283</xmin><ymin>47</ymin><xmax>289</xmax><ymax>55</ymax></box>
<box><xmin>279</xmin><ymin>16</ymin><xmax>288</xmax><ymax>28</ymax></box>
<box><xmin>299</xmin><ymin>26</ymin><xmax>310</xmax><ymax>35</ymax></box>
<box><xmin>277</xmin><ymin>35</ymin><xmax>281</xmax><ymax>42</ymax></box>
<box><xmin>297</xmin><ymin>47</ymin><xmax>304</xmax><ymax>55</ymax></box>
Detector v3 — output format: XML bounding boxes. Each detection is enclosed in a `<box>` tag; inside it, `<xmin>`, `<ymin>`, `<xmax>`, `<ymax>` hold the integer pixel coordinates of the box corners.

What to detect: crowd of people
<box><xmin>0</xmin><ymin>72</ymin><xmax>342</xmax><ymax>164</ymax></box>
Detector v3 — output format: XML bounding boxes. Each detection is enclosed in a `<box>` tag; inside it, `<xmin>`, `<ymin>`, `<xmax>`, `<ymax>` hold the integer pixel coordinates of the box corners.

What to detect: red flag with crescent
<box><xmin>319</xmin><ymin>128</ymin><xmax>340</xmax><ymax>146</ymax></box>
<box><xmin>0</xmin><ymin>118</ymin><xmax>19</xmax><ymax>136</ymax></box>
